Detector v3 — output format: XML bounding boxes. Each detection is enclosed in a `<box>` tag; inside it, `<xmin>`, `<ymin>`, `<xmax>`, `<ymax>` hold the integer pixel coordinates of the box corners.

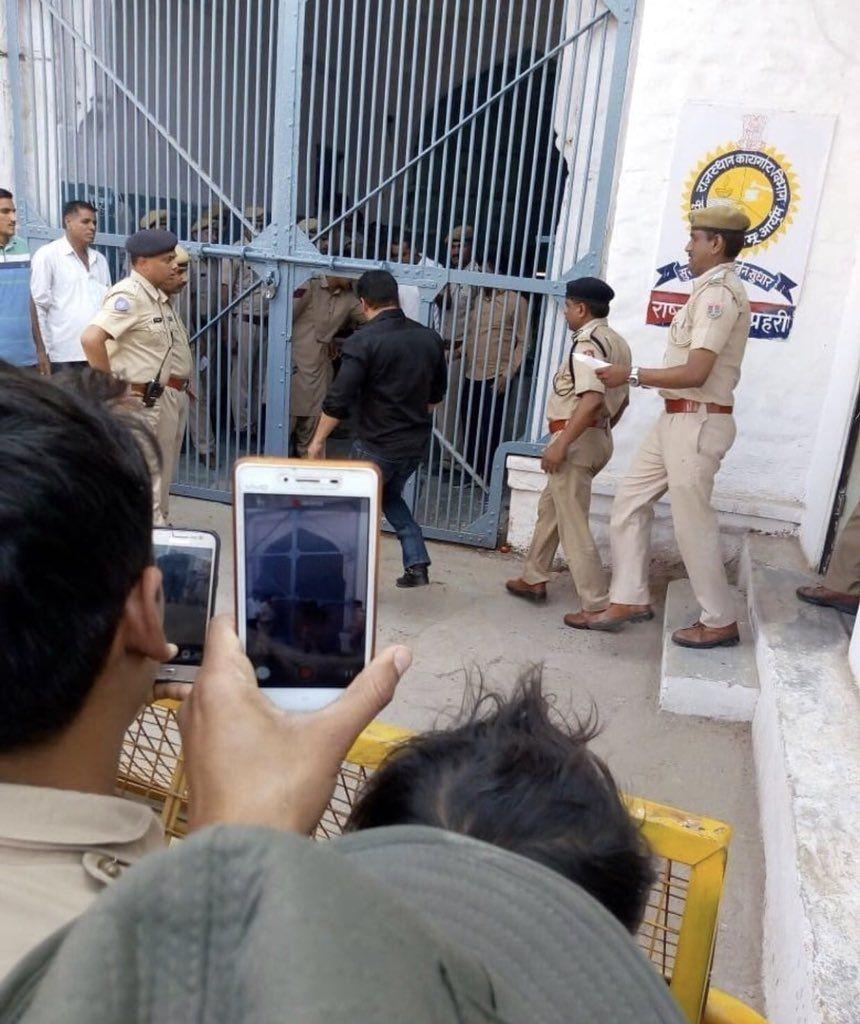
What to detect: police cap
<box><xmin>139</xmin><ymin>209</ymin><xmax>169</xmax><ymax>230</ymax></box>
<box><xmin>125</xmin><ymin>229</ymin><xmax>179</xmax><ymax>258</ymax></box>
<box><xmin>297</xmin><ymin>217</ymin><xmax>319</xmax><ymax>234</ymax></box>
<box><xmin>174</xmin><ymin>244</ymin><xmax>190</xmax><ymax>266</ymax></box>
<box><xmin>565</xmin><ymin>276</ymin><xmax>615</xmax><ymax>305</ymax></box>
<box><xmin>689</xmin><ymin>205</ymin><xmax>751</xmax><ymax>233</ymax></box>
<box><xmin>446</xmin><ymin>224</ymin><xmax>474</xmax><ymax>244</ymax></box>
<box><xmin>191</xmin><ymin>204</ymin><xmax>222</xmax><ymax>233</ymax></box>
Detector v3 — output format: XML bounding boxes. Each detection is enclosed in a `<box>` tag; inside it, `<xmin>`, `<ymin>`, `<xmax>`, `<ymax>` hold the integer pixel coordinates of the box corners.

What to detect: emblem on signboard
<box><xmin>682</xmin><ymin>114</ymin><xmax>800</xmax><ymax>252</ymax></box>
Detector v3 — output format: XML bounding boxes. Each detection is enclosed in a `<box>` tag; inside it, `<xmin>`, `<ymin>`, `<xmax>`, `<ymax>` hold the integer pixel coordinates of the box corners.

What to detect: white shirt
<box><xmin>30</xmin><ymin>236</ymin><xmax>111</xmax><ymax>362</ymax></box>
<box><xmin>398</xmin><ymin>255</ymin><xmax>441</xmax><ymax>330</ymax></box>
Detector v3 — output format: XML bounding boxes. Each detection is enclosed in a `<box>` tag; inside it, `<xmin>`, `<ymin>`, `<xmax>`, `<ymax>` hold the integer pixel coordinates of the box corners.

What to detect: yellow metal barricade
<box><xmin>117</xmin><ymin>702</ymin><xmax>766</xmax><ymax>1023</ymax></box>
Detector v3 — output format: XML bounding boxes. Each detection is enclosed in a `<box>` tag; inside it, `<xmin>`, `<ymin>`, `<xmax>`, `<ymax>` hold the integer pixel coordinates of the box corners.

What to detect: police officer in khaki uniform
<box><xmin>297</xmin><ymin>216</ymin><xmax>328</xmax><ymax>254</ymax></box>
<box><xmin>290</xmin><ymin>273</ymin><xmax>363</xmax><ymax>456</ymax></box>
<box><xmin>460</xmin><ymin>283</ymin><xmax>529</xmax><ymax>480</ymax></box>
<box><xmin>572</xmin><ymin>205</ymin><xmax>752</xmax><ymax>648</ymax></box>
<box><xmin>223</xmin><ymin>205</ymin><xmax>267</xmax><ymax>438</ymax></box>
<box><xmin>797</xmin><ymin>500</ymin><xmax>860</xmax><ymax>615</ymax></box>
<box><xmin>187</xmin><ymin>206</ymin><xmax>224</xmax><ymax>465</ymax></box>
<box><xmin>0</xmin><ymin>785</ymin><xmax>164</xmax><ymax>977</ymax></box>
<box><xmin>81</xmin><ymin>229</ymin><xmax>192</xmax><ymax>525</ymax></box>
<box><xmin>506</xmin><ymin>279</ymin><xmax>630</xmax><ymax>621</ymax></box>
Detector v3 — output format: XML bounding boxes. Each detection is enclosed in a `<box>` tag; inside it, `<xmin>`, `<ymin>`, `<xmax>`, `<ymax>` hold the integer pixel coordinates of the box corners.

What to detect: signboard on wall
<box><xmin>647</xmin><ymin>103</ymin><xmax>834</xmax><ymax>341</ymax></box>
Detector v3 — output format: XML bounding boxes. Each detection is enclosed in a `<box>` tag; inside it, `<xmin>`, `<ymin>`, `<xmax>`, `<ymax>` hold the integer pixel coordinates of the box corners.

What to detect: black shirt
<box><xmin>322</xmin><ymin>308</ymin><xmax>447</xmax><ymax>460</ymax></box>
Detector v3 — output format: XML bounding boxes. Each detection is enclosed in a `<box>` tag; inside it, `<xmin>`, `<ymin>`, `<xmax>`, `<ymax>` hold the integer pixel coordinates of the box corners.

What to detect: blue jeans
<box><xmin>350</xmin><ymin>441</ymin><xmax>430</xmax><ymax>569</ymax></box>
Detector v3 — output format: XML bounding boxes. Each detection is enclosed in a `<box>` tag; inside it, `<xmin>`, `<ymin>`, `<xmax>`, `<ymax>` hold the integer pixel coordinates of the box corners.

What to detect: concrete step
<box><xmin>659</xmin><ymin>579</ymin><xmax>759</xmax><ymax>721</ymax></box>
<box><xmin>742</xmin><ymin>534</ymin><xmax>860</xmax><ymax>1024</ymax></box>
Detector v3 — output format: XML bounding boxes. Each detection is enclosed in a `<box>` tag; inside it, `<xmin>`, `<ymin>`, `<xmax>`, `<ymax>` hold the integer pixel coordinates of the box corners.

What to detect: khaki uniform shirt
<box><xmin>168</xmin><ymin>299</ymin><xmax>193</xmax><ymax>377</ymax></box>
<box><xmin>190</xmin><ymin>258</ymin><xmax>224</xmax><ymax>327</ymax></box>
<box><xmin>290</xmin><ymin>276</ymin><xmax>363</xmax><ymax>417</ymax></box>
<box><xmin>221</xmin><ymin>250</ymin><xmax>268</xmax><ymax>320</ymax></box>
<box><xmin>661</xmin><ymin>262</ymin><xmax>750</xmax><ymax>406</ymax></box>
<box><xmin>546</xmin><ymin>318</ymin><xmax>632</xmax><ymax>424</ymax></box>
<box><xmin>0</xmin><ymin>784</ymin><xmax>164</xmax><ymax>978</ymax></box>
<box><xmin>462</xmin><ymin>289</ymin><xmax>529</xmax><ymax>381</ymax></box>
<box><xmin>443</xmin><ymin>260</ymin><xmax>483</xmax><ymax>348</ymax></box>
<box><xmin>89</xmin><ymin>270</ymin><xmax>192</xmax><ymax>382</ymax></box>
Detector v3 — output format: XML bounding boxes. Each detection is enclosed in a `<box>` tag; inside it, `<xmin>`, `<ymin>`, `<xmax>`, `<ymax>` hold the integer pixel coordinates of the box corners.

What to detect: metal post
<box><xmin>6</xmin><ymin>0</ymin><xmax>30</xmax><ymax>235</ymax></box>
<box><xmin>264</xmin><ymin>0</ymin><xmax>306</xmax><ymax>456</ymax></box>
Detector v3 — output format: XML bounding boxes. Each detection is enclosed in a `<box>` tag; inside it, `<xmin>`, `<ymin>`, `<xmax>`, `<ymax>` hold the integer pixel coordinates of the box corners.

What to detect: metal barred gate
<box><xmin>6</xmin><ymin>0</ymin><xmax>635</xmax><ymax>546</ymax></box>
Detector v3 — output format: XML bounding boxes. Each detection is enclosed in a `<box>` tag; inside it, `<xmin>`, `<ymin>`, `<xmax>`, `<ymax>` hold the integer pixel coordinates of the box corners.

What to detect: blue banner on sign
<box><xmin>734</xmin><ymin>262</ymin><xmax>797</xmax><ymax>303</ymax></box>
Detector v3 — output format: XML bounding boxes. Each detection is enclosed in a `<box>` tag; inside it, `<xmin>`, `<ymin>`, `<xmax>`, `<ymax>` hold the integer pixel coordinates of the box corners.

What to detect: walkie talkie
<box><xmin>142</xmin><ymin>333</ymin><xmax>175</xmax><ymax>407</ymax></box>
<box><xmin>142</xmin><ymin>379</ymin><xmax>166</xmax><ymax>407</ymax></box>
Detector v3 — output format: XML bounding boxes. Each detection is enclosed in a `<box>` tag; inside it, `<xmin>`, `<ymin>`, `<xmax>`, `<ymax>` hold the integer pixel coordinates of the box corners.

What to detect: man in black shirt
<box><xmin>308</xmin><ymin>270</ymin><xmax>447</xmax><ymax>588</ymax></box>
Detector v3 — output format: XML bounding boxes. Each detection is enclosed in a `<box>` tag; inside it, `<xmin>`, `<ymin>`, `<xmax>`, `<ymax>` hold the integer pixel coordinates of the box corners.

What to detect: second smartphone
<box><xmin>234</xmin><ymin>458</ymin><xmax>380</xmax><ymax>710</ymax></box>
<box><xmin>153</xmin><ymin>527</ymin><xmax>220</xmax><ymax>682</ymax></box>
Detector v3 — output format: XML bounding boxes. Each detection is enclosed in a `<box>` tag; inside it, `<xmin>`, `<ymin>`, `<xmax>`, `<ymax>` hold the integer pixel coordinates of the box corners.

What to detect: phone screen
<box><xmin>243</xmin><ymin>492</ymin><xmax>371</xmax><ymax>689</ymax></box>
<box><xmin>154</xmin><ymin>541</ymin><xmax>216</xmax><ymax>666</ymax></box>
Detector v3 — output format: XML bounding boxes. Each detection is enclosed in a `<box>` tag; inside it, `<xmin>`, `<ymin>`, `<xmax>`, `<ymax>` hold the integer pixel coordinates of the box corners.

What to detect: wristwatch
<box><xmin>628</xmin><ymin>366</ymin><xmax>641</xmax><ymax>388</ymax></box>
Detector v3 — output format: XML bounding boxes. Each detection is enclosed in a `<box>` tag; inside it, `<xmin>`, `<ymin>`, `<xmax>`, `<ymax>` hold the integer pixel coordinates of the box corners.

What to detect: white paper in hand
<box><xmin>572</xmin><ymin>351</ymin><xmax>611</xmax><ymax>370</ymax></box>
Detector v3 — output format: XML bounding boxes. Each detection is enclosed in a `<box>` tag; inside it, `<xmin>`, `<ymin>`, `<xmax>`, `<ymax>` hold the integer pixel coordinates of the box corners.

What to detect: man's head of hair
<box><xmin>0</xmin><ymin>188</ymin><xmax>12</xmax><ymax>201</ymax></box>
<box><xmin>345</xmin><ymin>669</ymin><xmax>654</xmax><ymax>932</ymax></box>
<box><xmin>62</xmin><ymin>200</ymin><xmax>98</xmax><ymax>248</ymax></box>
<box><xmin>0</xmin><ymin>365</ymin><xmax>162</xmax><ymax>752</ymax></box>
<box><xmin>62</xmin><ymin>200</ymin><xmax>97</xmax><ymax>223</ymax></box>
<box><xmin>704</xmin><ymin>228</ymin><xmax>746</xmax><ymax>261</ymax></box>
<box><xmin>356</xmin><ymin>270</ymin><xmax>400</xmax><ymax>310</ymax></box>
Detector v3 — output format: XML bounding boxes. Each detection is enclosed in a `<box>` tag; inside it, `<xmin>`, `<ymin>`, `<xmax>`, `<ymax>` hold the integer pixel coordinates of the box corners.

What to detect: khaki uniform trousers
<box><xmin>231</xmin><ymin>316</ymin><xmax>266</xmax><ymax>433</ymax></box>
<box><xmin>291</xmin><ymin>414</ymin><xmax>319</xmax><ymax>458</ymax></box>
<box><xmin>187</xmin><ymin>329</ymin><xmax>216</xmax><ymax>456</ymax></box>
<box><xmin>824</xmin><ymin>499</ymin><xmax>860</xmax><ymax>594</ymax></box>
<box><xmin>609</xmin><ymin>411</ymin><xmax>736</xmax><ymax>628</ymax></box>
<box><xmin>522</xmin><ymin>427</ymin><xmax>612</xmax><ymax>611</ymax></box>
<box><xmin>138</xmin><ymin>387</ymin><xmax>189</xmax><ymax>525</ymax></box>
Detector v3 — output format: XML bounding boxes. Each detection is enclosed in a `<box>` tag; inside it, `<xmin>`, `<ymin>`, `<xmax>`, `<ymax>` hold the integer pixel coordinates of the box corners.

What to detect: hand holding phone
<box><xmin>176</xmin><ymin>616</ymin><xmax>411</xmax><ymax>833</ymax></box>
<box><xmin>234</xmin><ymin>458</ymin><xmax>380</xmax><ymax>710</ymax></box>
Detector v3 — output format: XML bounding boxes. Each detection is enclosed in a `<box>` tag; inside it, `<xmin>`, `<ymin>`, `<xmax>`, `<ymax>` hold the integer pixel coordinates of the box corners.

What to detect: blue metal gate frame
<box><xmin>5</xmin><ymin>0</ymin><xmax>637</xmax><ymax>547</ymax></box>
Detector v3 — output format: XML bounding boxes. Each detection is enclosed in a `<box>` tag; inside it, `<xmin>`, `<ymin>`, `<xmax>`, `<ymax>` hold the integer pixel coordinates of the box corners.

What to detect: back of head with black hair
<box><xmin>704</xmin><ymin>228</ymin><xmax>746</xmax><ymax>262</ymax></box>
<box><xmin>355</xmin><ymin>269</ymin><xmax>400</xmax><ymax>309</ymax></box>
<box><xmin>583</xmin><ymin>299</ymin><xmax>610</xmax><ymax>320</ymax></box>
<box><xmin>346</xmin><ymin>669</ymin><xmax>654</xmax><ymax>933</ymax></box>
<box><xmin>62</xmin><ymin>199</ymin><xmax>97</xmax><ymax>222</ymax></box>
<box><xmin>0</xmin><ymin>364</ymin><xmax>156</xmax><ymax>752</ymax></box>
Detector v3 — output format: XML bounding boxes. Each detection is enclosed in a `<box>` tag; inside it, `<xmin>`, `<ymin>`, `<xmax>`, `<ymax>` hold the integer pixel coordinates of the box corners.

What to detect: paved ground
<box><xmin>172</xmin><ymin>495</ymin><xmax>765</xmax><ymax>1010</ymax></box>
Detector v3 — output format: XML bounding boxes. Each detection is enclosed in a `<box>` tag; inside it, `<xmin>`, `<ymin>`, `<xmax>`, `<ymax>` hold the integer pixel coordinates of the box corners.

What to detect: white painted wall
<box><xmin>606</xmin><ymin>0</ymin><xmax>860</xmax><ymax>536</ymax></box>
<box><xmin>513</xmin><ymin>0</ymin><xmax>860</xmax><ymax>564</ymax></box>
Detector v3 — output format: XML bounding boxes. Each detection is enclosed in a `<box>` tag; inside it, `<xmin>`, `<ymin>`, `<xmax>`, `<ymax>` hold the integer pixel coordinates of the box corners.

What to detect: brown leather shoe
<box><xmin>565</xmin><ymin>603</ymin><xmax>654</xmax><ymax>632</ymax></box>
<box><xmin>796</xmin><ymin>585</ymin><xmax>859</xmax><ymax>616</ymax></box>
<box><xmin>672</xmin><ymin>621</ymin><xmax>740</xmax><ymax>649</ymax></box>
<box><xmin>563</xmin><ymin>610</ymin><xmax>607</xmax><ymax>628</ymax></box>
<box><xmin>505</xmin><ymin>578</ymin><xmax>547</xmax><ymax>603</ymax></box>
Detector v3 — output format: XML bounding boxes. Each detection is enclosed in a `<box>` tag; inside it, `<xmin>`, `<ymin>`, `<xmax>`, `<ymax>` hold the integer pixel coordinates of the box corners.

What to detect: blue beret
<box><xmin>565</xmin><ymin>276</ymin><xmax>615</xmax><ymax>305</ymax></box>
<box><xmin>125</xmin><ymin>229</ymin><xmax>179</xmax><ymax>257</ymax></box>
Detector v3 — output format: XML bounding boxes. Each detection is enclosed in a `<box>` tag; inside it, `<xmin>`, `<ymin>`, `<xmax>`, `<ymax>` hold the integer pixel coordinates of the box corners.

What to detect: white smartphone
<box><xmin>153</xmin><ymin>527</ymin><xmax>220</xmax><ymax>682</ymax></box>
<box><xmin>233</xmin><ymin>457</ymin><xmax>380</xmax><ymax>711</ymax></box>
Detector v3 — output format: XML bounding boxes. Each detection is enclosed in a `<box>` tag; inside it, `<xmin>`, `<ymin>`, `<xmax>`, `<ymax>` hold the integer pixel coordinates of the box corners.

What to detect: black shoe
<box><xmin>396</xmin><ymin>565</ymin><xmax>430</xmax><ymax>588</ymax></box>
